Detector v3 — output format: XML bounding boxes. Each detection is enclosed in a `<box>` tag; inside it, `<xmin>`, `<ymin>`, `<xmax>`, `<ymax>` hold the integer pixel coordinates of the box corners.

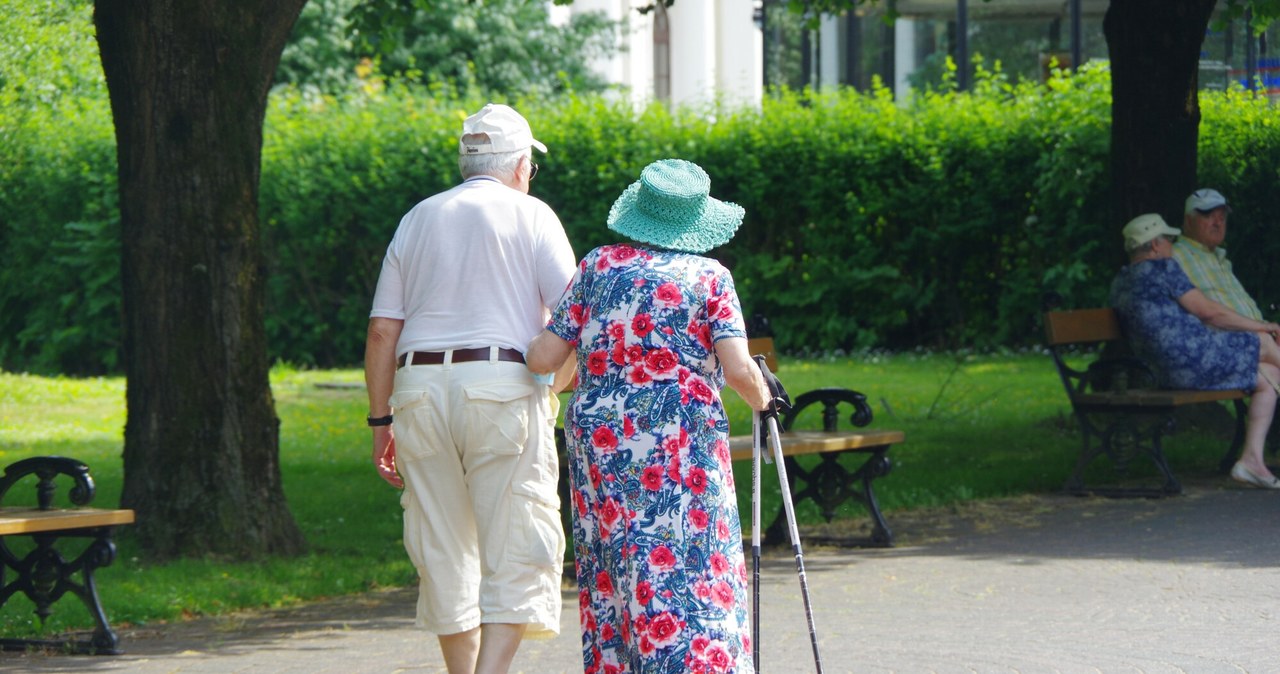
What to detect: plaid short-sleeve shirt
<box><xmin>1171</xmin><ymin>238</ymin><xmax>1263</xmax><ymax>320</ymax></box>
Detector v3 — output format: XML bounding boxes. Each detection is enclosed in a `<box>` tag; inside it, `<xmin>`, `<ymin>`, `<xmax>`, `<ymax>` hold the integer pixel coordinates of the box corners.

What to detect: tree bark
<box><xmin>1104</xmin><ymin>0</ymin><xmax>1217</xmax><ymax>230</ymax></box>
<box><xmin>94</xmin><ymin>0</ymin><xmax>307</xmax><ymax>559</ymax></box>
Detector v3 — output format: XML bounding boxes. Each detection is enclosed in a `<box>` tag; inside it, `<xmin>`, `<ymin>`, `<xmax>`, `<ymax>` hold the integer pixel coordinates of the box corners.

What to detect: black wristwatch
<box><xmin>366</xmin><ymin>414</ymin><xmax>393</xmax><ymax>427</ymax></box>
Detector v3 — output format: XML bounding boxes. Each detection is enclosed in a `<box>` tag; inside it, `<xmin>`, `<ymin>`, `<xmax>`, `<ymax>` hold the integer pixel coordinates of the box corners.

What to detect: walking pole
<box><xmin>754</xmin><ymin>355</ymin><xmax>824</xmax><ymax>674</ymax></box>
<box><xmin>751</xmin><ymin>408</ymin><xmax>762</xmax><ymax>670</ymax></box>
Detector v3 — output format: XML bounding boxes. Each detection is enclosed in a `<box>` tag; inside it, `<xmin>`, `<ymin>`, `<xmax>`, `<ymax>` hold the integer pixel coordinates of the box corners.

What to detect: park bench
<box><xmin>0</xmin><ymin>456</ymin><xmax>135</xmax><ymax>654</ymax></box>
<box><xmin>552</xmin><ymin>336</ymin><xmax>905</xmax><ymax>547</ymax></box>
<box><xmin>734</xmin><ymin>335</ymin><xmax>902</xmax><ymax>546</ymax></box>
<box><xmin>1043</xmin><ymin>305</ymin><xmax>1247</xmax><ymax>496</ymax></box>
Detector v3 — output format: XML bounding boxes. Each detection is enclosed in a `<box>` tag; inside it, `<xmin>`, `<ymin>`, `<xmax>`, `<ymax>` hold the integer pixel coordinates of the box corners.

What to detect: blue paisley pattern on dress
<box><xmin>1110</xmin><ymin>257</ymin><xmax>1258</xmax><ymax>391</ymax></box>
<box><xmin>547</xmin><ymin>244</ymin><xmax>753</xmax><ymax>674</ymax></box>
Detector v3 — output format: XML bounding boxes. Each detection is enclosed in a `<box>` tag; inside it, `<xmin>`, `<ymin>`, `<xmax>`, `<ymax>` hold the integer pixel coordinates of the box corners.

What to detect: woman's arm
<box><xmin>717</xmin><ymin>337</ymin><xmax>771</xmax><ymax>412</ymax></box>
<box><xmin>527</xmin><ymin>329</ymin><xmax>574</xmax><ymax>374</ymax></box>
<box><xmin>1178</xmin><ymin>288</ymin><xmax>1280</xmax><ymax>334</ymax></box>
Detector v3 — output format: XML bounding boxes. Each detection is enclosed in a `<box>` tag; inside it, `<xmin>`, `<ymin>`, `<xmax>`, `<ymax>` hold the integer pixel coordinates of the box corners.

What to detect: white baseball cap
<box><xmin>458</xmin><ymin>103</ymin><xmax>547</xmax><ymax>155</ymax></box>
<box><xmin>1185</xmin><ymin>188</ymin><xmax>1230</xmax><ymax>215</ymax></box>
<box><xmin>1122</xmin><ymin>213</ymin><xmax>1181</xmax><ymax>250</ymax></box>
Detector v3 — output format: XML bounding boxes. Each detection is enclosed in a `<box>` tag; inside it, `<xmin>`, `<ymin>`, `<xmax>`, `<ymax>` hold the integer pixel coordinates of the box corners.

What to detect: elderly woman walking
<box><xmin>528</xmin><ymin>159</ymin><xmax>771</xmax><ymax>673</ymax></box>
<box><xmin>1110</xmin><ymin>213</ymin><xmax>1280</xmax><ymax>489</ymax></box>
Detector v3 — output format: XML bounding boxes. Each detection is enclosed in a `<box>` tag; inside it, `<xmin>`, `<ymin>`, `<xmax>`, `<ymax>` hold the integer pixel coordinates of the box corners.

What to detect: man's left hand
<box><xmin>372</xmin><ymin>427</ymin><xmax>403</xmax><ymax>489</ymax></box>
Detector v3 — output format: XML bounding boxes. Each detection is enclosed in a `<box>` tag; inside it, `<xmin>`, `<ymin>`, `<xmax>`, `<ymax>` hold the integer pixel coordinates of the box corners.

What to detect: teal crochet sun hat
<box><xmin>607</xmin><ymin>159</ymin><xmax>745</xmax><ymax>254</ymax></box>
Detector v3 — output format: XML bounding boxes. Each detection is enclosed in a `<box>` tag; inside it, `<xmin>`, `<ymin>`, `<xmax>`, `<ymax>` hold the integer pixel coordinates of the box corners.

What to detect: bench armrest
<box><xmin>783</xmin><ymin>387</ymin><xmax>874</xmax><ymax>431</ymax></box>
<box><xmin>0</xmin><ymin>456</ymin><xmax>96</xmax><ymax>510</ymax></box>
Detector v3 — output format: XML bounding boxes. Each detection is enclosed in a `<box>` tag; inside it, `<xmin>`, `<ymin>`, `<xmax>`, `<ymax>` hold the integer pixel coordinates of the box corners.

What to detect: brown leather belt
<box><xmin>397</xmin><ymin>347</ymin><xmax>525</xmax><ymax>367</ymax></box>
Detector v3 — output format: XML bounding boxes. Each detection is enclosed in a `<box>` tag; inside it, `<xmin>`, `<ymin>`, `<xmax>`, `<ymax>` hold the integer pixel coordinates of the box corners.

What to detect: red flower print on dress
<box><xmin>587</xmin><ymin>350</ymin><xmax>609</xmax><ymax>376</ymax></box>
<box><xmin>646</xmin><ymin>611</ymin><xmax>684</xmax><ymax>648</ymax></box>
<box><xmin>592</xmin><ymin>426</ymin><xmax>619</xmax><ymax>452</ymax></box>
<box><xmin>687</xmin><ymin>321</ymin><xmax>713</xmax><ymax>350</ymax></box>
<box><xmin>688</xmin><ymin>508</ymin><xmax>709</xmax><ymax>531</ymax></box>
<box><xmin>607</xmin><ymin>244</ymin><xmax>641</xmax><ymax>265</ymax></box>
<box><xmin>610</xmin><ymin>342</ymin><xmax>628</xmax><ymax>366</ymax></box>
<box><xmin>569</xmin><ymin>303</ymin><xmax>589</xmax><ymax>326</ymax></box>
<box><xmin>666</xmin><ymin>454</ymin><xmax>681</xmax><ymax>483</ymax></box>
<box><xmin>702</xmin><ymin>640</ymin><xmax>735</xmax><ymax>673</ymax></box>
<box><xmin>717</xmin><ymin>519</ymin><xmax>731</xmax><ymax>541</ymax></box>
<box><xmin>623</xmin><ymin>416</ymin><xmax>635</xmax><ymax>438</ymax></box>
<box><xmin>654</xmin><ymin>281</ymin><xmax>683</xmax><ymax>308</ymax></box>
<box><xmin>589</xmin><ymin>464</ymin><xmax>602</xmax><ymax>489</ymax></box>
<box><xmin>709</xmin><ymin>552</ymin><xmax>730</xmax><ymax>577</ymax></box>
<box><xmin>660</xmin><ymin>428</ymin><xmax>689</xmax><ymax>455</ymax></box>
<box><xmin>627</xmin><ymin>364</ymin><xmax>653</xmax><ymax>386</ymax></box>
<box><xmin>713</xmin><ymin>438</ymin><xmax>731</xmax><ymax>470</ymax></box>
<box><xmin>643</xmin><ymin>347</ymin><xmax>679</xmax><ymax>380</ymax></box>
<box><xmin>710</xmin><ymin>581</ymin><xmax>735</xmax><ymax>610</ymax></box>
<box><xmin>600</xmin><ymin>622</ymin><xmax>615</xmax><ymax>642</ymax></box>
<box><xmin>685</xmin><ymin>466</ymin><xmax>708</xmax><ymax>495</ymax></box>
<box><xmin>648</xmin><ymin>544</ymin><xmax>677</xmax><ymax>572</ymax></box>
<box><xmin>631</xmin><ymin>313</ymin><xmax>656</xmax><ymax>338</ymax></box>
<box><xmin>607</xmin><ymin>321</ymin><xmax>626</xmax><ymax>341</ymax></box>
<box><xmin>640</xmin><ymin>465</ymin><xmax>664</xmax><ymax>491</ymax></box>
<box><xmin>636</xmin><ymin>580</ymin><xmax>655</xmax><ymax>605</ymax></box>
<box><xmin>683</xmin><ymin>375</ymin><xmax>717</xmax><ymax>405</ymax></box>
<box><xmin>595</xmin><ymin>570</ymin><xmax>613</xmax><ymax>597</ymax></box>
<box><xmin>599</xmin><ymin>497</ymin><xmax>622</xmax><ymax>532</ymax></box>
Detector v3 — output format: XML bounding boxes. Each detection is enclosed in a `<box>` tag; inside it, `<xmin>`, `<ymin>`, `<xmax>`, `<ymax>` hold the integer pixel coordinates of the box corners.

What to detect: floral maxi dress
<box><xmin>547</xmin><ymin>244</ymin><xmax>755</xmax><ymax>674</ymax></box>
<box><xmin>1110</xmin><ymin>257</ymin><xmax>1258</xmax><ymax>391</ymax></box>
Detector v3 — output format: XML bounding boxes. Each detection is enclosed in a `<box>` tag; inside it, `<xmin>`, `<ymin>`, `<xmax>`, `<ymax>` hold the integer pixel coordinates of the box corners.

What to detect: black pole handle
<box><xmin>753</xmin><ymin>355</ymin><xmax>791</xmax><ymax>423</ymax></box>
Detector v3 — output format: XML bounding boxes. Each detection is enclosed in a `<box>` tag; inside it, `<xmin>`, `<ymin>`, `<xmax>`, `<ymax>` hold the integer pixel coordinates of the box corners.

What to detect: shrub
<box><xmin>8</xmin><ymin>63</ymin><xmax>1280</xmax><ymax>374</ymax></box>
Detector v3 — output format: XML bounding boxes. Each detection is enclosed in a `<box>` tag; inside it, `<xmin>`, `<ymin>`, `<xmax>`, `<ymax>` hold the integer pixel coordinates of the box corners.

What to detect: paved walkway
<box><xmin>9</xmin><ymin>482</ymin><xmax>1280</xmax><ymax>673</ymax></box>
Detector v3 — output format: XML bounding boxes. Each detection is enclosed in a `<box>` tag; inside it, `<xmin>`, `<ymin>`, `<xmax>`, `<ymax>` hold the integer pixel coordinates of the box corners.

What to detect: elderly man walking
<box><xmin>363</xmin><ymin>103</ymin><xmax>576</xmax><ymax>674</ymax></box>
<box><xmin>1172</xmin><ymin>188</ymin><xmax>1266</xmax><ymax>321</ymax></box>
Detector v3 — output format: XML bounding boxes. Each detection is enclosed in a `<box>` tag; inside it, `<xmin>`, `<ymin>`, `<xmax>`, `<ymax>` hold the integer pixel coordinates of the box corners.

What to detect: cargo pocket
<box><xmin>462</xmin><ymin>380</ymin><xmax>535</xmax><ymax>456</ymax></box>
<box><xmin>386</xmin><ymin>393</ymin><xmax>439</xmax><ymax>461</ymax></box>
<box><xmin>508</xmin><ymin>494</ymin><xmax>565</xmax><ymax>569</ymax></box>
<box><xmin>512</xmin><ymin>417</ymin><xmax>560</xmax><ymax>502</ymax></box>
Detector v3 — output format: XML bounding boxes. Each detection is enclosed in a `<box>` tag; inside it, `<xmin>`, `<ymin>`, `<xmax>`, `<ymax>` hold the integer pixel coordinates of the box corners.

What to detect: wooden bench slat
<box><xmin>747</xmin><ymin>336</ymin><xmax>778</xmax><ymax>373</ymax></box>
<box><xmin>727</xmin><ymin>430</ymin><xmax>905</xmax><ymax>462</ymax></box>
<box><xmin>0</xmin><ymin>507</ymin><xmax>135</xmax><ymax>535</ymax></box>
<box><xmin>1074</xmin><ymin>388</ymin><xmax>1246</xmax><ymax>407</ymax></box>
<box><xmin>1043</xmin><ymin>307</ymin><xmax>1122</xmax><ymax>345</ymax></box>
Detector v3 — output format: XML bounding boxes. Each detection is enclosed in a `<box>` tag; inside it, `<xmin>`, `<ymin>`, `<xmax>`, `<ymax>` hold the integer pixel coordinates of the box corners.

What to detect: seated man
<box><xmin>1172</xmin><ymin>188</ymin><xmax>1265</xmax><ymax>321</ymax></box>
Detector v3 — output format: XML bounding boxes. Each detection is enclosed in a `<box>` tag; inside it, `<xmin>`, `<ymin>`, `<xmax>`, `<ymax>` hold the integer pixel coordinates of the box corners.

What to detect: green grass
<box><xmin>0</xmin><ymin>353</ymin><xmax>1240</xmax><ymax>638</ymax></box>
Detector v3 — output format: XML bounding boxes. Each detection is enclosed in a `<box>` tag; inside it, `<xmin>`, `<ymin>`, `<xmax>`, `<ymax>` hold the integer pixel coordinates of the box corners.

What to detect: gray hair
<box><xmin>458</xmin><ymin>139</ymin><xmax>529</xmax><ymax>182</ymax></box>
<box><xmin>1126</xmin><ymin>239</ymin><xmax>1157</xmax><ymax>256</ymax></box>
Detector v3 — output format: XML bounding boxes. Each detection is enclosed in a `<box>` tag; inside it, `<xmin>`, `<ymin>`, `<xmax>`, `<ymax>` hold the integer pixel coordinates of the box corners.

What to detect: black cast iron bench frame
<box><xmin>727</xmin><ymin>386</ymin><xmax>904</xmax><ymax>547</ymax></box>
<box><xmin>0</xmin><ymin>456</ymin><xmax>135</xmax><ymax>654</ymax></box>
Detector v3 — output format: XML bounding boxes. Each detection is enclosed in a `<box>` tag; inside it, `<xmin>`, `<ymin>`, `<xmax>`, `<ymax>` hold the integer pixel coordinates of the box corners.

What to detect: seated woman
<box><xmin>1111</xmin><ymin>213</ymin><xmax>1280</xmax><ymax>489</ymax></box>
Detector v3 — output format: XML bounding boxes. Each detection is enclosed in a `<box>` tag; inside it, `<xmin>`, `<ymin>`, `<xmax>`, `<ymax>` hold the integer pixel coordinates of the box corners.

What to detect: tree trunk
<box><xmin>1104</xmin><ymin>0</ymin><xmax>1216</xmax><ymax>231</ymax></box>
<box><xmin>94</xmin><ymin>0</ymin><xmax>307</xmax><ymax>559</ymax></box>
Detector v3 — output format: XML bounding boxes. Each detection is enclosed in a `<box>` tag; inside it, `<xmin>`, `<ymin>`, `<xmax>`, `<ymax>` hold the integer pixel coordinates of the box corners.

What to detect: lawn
<box><xmin>0</xmin><ymin>352</ymin><xmax>1240</xmax><ymax>637</ymax></box>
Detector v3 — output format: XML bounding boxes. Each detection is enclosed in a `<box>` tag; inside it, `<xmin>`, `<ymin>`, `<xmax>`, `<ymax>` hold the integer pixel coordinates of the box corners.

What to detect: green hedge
<box><xmin>5</xmin><ymin>65</ymin><xmax>1280</xmax><ymax>374</ymax></box>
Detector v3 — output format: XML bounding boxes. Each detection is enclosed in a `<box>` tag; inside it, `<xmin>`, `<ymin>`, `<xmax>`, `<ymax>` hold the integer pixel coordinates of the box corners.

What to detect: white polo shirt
<box><xmin>370</xmin><ymin>176</ymin><xmax>576</xmax><ymax>355</ymax></box>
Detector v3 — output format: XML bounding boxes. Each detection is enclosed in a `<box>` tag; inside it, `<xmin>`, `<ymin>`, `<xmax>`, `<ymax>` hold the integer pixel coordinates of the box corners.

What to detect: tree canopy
<box><xmin>280</xmin><ymin>0</ymin><xmax>620</xmax><ymax>97</ymax></box>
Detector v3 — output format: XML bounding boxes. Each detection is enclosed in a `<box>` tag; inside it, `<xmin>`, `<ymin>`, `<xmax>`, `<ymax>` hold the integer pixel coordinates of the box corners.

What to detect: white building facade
<box><xmin>565</xmin><ymin>0</ymin><xmax>764</xmax><ymax>108</ymax></box>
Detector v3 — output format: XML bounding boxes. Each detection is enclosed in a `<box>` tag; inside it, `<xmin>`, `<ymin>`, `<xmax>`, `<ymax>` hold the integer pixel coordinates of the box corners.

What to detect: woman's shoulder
<box><xmin>1122</xmin><ymin>257</ymin><xmax>1180</xmax><ymax>279</ymax></box>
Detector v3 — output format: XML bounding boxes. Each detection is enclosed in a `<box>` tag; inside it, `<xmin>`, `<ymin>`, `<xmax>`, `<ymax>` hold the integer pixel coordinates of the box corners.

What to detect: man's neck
<box><xmin>1184</xmin><ymin>237</ymin><xmax>1217</xmax><ymax>253</ymax></box>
